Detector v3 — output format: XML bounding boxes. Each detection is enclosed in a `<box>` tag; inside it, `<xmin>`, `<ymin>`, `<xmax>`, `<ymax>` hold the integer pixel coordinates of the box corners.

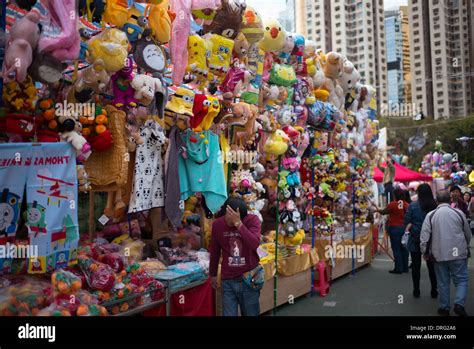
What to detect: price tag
<box><xmin>98</xmin><ymin>214</ymin><xmax>110</xmax><ymax>226</ymax></box>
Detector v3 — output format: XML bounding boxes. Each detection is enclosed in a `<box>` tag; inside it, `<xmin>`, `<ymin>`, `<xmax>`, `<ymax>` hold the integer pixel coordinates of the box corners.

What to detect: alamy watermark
<box><xmin>55</xmin><ymin>101</ymin><xmax>96</xmax><ymax>118</ymax></box>
<box><xmin>0</xmin><ymin>243</ymin><xmax>38</xmax><ymax>259</ymax></box>
<box><xmin>380</xmin><ymin>101</ymin><xmax>421</xmax><ymax>118</ymax></box>
<box><xmin>324</xmin><ymin>243</ymin><xmax>365</xmax><ymax>263</ymax></box>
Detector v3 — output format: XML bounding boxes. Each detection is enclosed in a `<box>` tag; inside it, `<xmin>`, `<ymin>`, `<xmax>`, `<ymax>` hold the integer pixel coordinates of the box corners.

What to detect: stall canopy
<box><xmin>373</xmin><ymin>162</ymin><xmax>433</xmax><ymax>183</ymax></box>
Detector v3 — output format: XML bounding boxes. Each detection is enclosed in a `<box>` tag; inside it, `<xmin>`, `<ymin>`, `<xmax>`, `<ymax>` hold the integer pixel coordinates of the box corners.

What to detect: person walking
<box><xmin>420</xmin><ymin>190</ymin><xmax>472</xmax><ymax>316</ymax></box>
<box><xmin>378</xmin><ymin>154</ymin><xmax>396</xmax><ymax>203</ymax></box>
<box><xmin>450</xmin><ymin>185</ymin><xmax>469</xmax><ymax>217</ymax></box>
<box><xmin>404</xmin><ymin>184</ymin><xmax>438</xmax><ymax>298</ymax></box>
<box><xmin>377</xmin><ymin>188</ymin><xmax>409</xmax><ymax>274</ymax></box>
<box><xmin>209</xmin><ymin>197</ymin><xmax>263</xmax><ymax>316</ymax></box>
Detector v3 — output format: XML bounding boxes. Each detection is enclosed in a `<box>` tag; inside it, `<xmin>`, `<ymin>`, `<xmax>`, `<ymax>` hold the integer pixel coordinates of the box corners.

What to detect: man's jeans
<box><xmin>384</xmin><ymin>182</ymin><xmax>395</xmax><ymax>203</ymax></box>
<box><xmin>434</xmin><ymin>259</ymin><xmax>469</xmax><ymax>310</ymax></box>
<box><xmin>222</xmin><ymin>278</ymin><xmax>260</xmax><ymax>316</ymax></box>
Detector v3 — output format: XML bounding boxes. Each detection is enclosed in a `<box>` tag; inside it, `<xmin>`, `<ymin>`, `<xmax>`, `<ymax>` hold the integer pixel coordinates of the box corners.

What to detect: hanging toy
<box><xmin>122</xmin><ymin>6</ymin><xmax>148</xmax><ymax>42</ymax></box>
<box><xmin>132</xmin><ymin>29</ymin><xmax>167</xmax><ymax>74</ymax></box>
<box><xmin>87</xmin><ymin>28</ymin><xmax>129</xmax><ymax>73</ymax></box>
<box><xmin>258</xmin><ymin>17</ymin><xmax>286</xmax><ymax>53</ymax></box>
<box><xmin>111</xmin><ymin>56</ymin><xmax>137</xmax><ymax>108</ymax></box>
<box><xmin>207</xmin><ymin>34</ymin><xmax>234</xmax><ymax>83</ymax></box>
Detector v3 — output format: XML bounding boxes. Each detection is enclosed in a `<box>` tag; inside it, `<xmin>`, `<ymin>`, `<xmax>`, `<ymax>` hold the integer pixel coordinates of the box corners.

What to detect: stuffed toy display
<box><xmin>0</xmin><ymin>0</ymin><xmax>381</xmax><ymax>285</ymax></box>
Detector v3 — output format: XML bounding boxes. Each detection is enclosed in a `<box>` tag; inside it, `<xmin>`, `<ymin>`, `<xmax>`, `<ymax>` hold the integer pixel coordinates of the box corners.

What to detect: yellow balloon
<box><xmin>258</xmin><ymin>18</ymin><xmax>286</xmax><ymax>52</ymax></box>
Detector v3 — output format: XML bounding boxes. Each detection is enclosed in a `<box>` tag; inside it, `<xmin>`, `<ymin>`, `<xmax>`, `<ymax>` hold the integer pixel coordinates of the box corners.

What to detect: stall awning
<box><xmin>373</xmin><ymin>162</ymin><xmax>433</xmax><ymax>183</ymax></box>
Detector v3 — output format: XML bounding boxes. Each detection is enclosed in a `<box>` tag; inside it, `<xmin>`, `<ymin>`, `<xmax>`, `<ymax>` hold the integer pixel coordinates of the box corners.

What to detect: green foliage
<box><xmin>380</xmin><ymin>115</ymin><xmax>474</xmax><ymax>169</ymax></box>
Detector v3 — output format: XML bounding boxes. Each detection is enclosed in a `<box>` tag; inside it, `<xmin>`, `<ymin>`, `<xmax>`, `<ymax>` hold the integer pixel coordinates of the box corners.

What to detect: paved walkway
<box><xmin>275</xmin><ymin>252</ymin><xmax>474</xmax><ymax>316</ymax></box>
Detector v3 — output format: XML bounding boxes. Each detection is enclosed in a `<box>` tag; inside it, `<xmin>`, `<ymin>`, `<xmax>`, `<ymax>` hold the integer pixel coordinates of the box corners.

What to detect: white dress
<box><xmin>128</xmin><ymin>120</ymin><xmax>166</xmax><ymax>213</ymax></box>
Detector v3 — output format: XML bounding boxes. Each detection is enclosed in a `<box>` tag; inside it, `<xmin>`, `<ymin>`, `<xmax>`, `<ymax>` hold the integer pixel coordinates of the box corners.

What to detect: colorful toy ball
<box><xmin>258</xmin><ymin>18</ymin><xmax>286</xmax><ymax>53</ymax></box>
<box><xmin>240</xmin><ymin>6</ymin><xmax>264</xmax><ymax>44</ymax></box>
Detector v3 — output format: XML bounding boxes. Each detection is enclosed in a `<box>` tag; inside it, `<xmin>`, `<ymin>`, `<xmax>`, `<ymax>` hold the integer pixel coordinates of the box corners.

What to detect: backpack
<box><xmin>144</xmin><ymin>1</ymin><xmax>176</xmax><ymax>44</ymax></box>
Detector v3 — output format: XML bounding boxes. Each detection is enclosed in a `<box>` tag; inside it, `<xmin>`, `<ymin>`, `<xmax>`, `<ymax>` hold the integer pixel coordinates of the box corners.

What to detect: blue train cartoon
<box><xmin>0</xmin><ymin>188</ymin><xmax>21</xmax><ymax>240</ymax></box>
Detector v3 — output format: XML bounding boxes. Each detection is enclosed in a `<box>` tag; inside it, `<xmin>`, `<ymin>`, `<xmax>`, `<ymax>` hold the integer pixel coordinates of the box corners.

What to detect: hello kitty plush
<box><xmin>321</xmin><ymin>52</ymin><xmax>344</xmax><ymax>110</ymax></box>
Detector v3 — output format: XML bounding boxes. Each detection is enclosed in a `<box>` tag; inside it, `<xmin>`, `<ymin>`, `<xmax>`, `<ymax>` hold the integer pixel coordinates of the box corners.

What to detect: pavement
<box><xmin>274</xmin><ymin>252</ymin><xmax>474</xmax><ymax>316</ymax></box>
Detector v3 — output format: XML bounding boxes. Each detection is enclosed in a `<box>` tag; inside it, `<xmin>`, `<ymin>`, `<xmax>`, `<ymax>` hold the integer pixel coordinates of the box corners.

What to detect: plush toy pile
<box><xmin>1</xmin><ymin>0</ymin><xmax>380</xmax><ymax>311</ymax></box>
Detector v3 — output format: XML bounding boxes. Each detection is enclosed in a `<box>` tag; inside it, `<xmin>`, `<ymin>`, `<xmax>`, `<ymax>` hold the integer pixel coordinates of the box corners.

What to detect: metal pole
<box><xmin>273</xmin><ymin>155</ymin><xmax>282</xmax><ymax>315</ymax></box>
<box><xmin>310</xmin><ymin>166</ymin><xmax>316</xmax><ymax>295</ymax></box>
<box><xmin>352</xmin><ymin>175</ymin><xmax>356</xmax><ymax>276</ymax></box>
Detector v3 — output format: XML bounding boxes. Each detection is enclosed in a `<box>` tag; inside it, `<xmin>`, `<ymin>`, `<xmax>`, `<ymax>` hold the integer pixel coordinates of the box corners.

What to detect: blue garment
<box><xmin>388</xmin><ymin>226</ymin><xmax>409</xmax><ymax>272</ymax></box>
<box><xmin>178</xmin><ymin>129</ymin><xmax>227</xmax><ymax>213</ymax></box>
<box><xmin>222</xmin><ymin>278</ymin><xmax>260</xmax><ymax>316</ymax></box>
<box><xmin>404</xmin><ymin>202</ymin><xmax>427</xmax><ymax>253</ymax></box>
<box><xmin>434</xmin><ymin>259</ymin><xmax>468</xmax><ymax>309</ymax></box>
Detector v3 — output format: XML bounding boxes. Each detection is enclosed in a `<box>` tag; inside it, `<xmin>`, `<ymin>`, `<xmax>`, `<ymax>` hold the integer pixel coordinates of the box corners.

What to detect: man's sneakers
<box><xmin>453</xmin><ymin>304</ymin><xmax>468</xmax><ymax>317</ymax></box>
<box><xmin>437</xmin><ymin>308</ymin><xmax>450</xmax><ymax>316</ymax></box>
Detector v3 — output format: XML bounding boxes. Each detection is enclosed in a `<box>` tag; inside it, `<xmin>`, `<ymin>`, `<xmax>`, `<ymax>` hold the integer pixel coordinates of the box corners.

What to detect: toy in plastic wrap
<box><xmin>51</xmin><ymin>269</ymin><xmax>82</xmax><ymax>296</ymax></box>
<box><xmin>258</xmin><ymin>18</ymin><xmax>286</xmax><ymax>53</ymax></box>
<box><xmin>0</xmin><ymin>277</ymin><xmax>52</xmax><ymax>316</ymax></box>
<box><xmin>241</xmin><ymin>6</ymin><xmax>264</xmax><ymax>44</ymax></box>
<box><xmin>87</xmin><ymin>28</ymin><xmax>129</xmax><ymax>73</ymax></box>
<box><xmin>268</xmin><ymin>63</ymin><xmax>297</xmax><ymax>87</ymax></box>
<box><xmin>186</xmin><ymin>34</ymin><xmax>209</xmax><ymax>83</ymax></box>
<box><xmin>203</xmin><ymin>0</ymin><xmax>246</xmax><ymax>39</ymax></box>
<box><xmin>207</xmin><ymin>34</ymin><xmax>234</xmax><ymax>83</ymax></box>
<box><xmin>78</xmin><ymin>256</ymin><xmax>116</xmax><ymax>292</ymax></box>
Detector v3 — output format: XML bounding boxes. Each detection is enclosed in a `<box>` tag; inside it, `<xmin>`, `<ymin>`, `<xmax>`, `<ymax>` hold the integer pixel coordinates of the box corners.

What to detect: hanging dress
<box><xmin>128</xmin><ymin>120</ymin><xmax>166</xmax><ymax>213</ymax></box>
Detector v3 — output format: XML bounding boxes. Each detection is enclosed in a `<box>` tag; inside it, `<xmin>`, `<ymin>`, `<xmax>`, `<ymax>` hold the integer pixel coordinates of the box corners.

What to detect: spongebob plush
<box><xmin>200</xmin><ymin>96</ymin><xmax>221</xmax><ymax>130</ymax></box>
<box><xmin>207</xmin><ymin>34</ymin><xmax>234</xmax><ymax>83</ymax></box>
<box><xmin>186</xmin><ymin>34</ymin><xmax>209</xmax><ymax>84</ymax></box>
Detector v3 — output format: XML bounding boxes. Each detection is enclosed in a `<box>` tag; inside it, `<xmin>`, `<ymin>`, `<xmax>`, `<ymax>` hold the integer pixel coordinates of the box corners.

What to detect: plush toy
<box><xmin>232</xmin><ymin>33</ymin><xmax>250</xmax><ymax>63</ymax></box>
<box><xmin>321</xmin><ymin>51</ymin><xmax>344</xmax><ymax>110</ymax></box>
<box><xmin>39</xmin><ymin>0</ymin><xmax>80</xmax><ymax>61</ymax></box>
<box><xmin>28</xmin><ymin>51</ymin><xmax>66</xmax><ymax>85</ymax></box>
<box><xmin>111</xmin><ymin>56</ymin><xmax>137</xmax><ymax>108</ymax></box>
<box><xmin>87</xmin><ymin>28</ymin><xmax>129</xmax><ymax>73</ymax></box>
<box><xmin>144</xmin><ymin>0</ymin><xmax>175</xmax><ymax>44</ymax></box>
<box><xmin>277</xmin><ymin>105</ymin><xmax>296</xmax><ymax>127</ymax></box>
<box><xmin>190</xmin><ymin>94</ymin><xmax>210</xmax><ymax>129</ymax></box>
<box><xmin>67</xmin><ymin>59</ymin><xmax>110</xmax><ymax>104</ymax></box>
<box><xmin>207</xmin><ymin>34</ymin><xmax>234</xmax><ymax>83</ymax></box>
<box><xmin>131</xmin><ymin>74</ymin><xmax>165</xmax><ymax>106</ymax></box>
<box><xmin>240</xmin><ymin>6</ymin><xmax>264</xmax><ymax>44</ymax></box>
<box><xmin>103</xmin><ymin>0</ymin><xmax>129</xmax><ymax>27</ymax></box>
<box><xmin>203</xmin><ymin>0</ymin><xmax>246</xmax><ymax>39</ymax></box>
<box><xmin>60</xmin><ymin>130</ymin><xmax>92</xmax><ymax>162</ymax></box>
<box><xmin>258</xmin><ymin>18</ymin><xmax>286</xmax><ymax>53</ymax></box>
<box><xmin>77</xmin><ymin>165</ymin><xmax>92</xmax><ymax>192</ymax></box>
<box><xmin>132</xmin><ymin>29</ymin><xmax>167</xmax><ymax>74</ymax></box>
<box><xmin>278</xmin><ymin>33</ymin><xmax>295</xmax><ymax>63</ymax></box>
<box><xmin>268</xmin><ymin>64</ymin><xmax>297</xmax><ymax>87</ymax></box>
<box><xmin>337</xmin><ymin>59</ymin><xmax>360</xmax><ymax>94</ymax></box>
<box><xmin>2</xmin><ymin>11</ymin><xmax>41</xmax><ymax>82</ymax></box>
<box><xmin>264</xmin><ymin>129</ymin><xmax>290</xmax><ymax>156</ymax></box>
<box><xmin>3</xmin><ymin>76</ymin><xmax>38</xmax><ymax>112</ymax></box>
<box><xmin>199</xmin><ymin>96</ymin><xmax>220</xmax><ymax>130</ymax></box>
<box><xmin>122</xmin><ymin>6</ymin><xmax>148</xmax><ymax>42</ymax></box>
<box><xmin>165</xmin><ymin>87</ymin><xmax>195</xmax><ymax>117</ymax></box>
<box><xmin>186</xmin><ymin>34</ymin><xmax>209</xmax><ymax>83</ymax></box>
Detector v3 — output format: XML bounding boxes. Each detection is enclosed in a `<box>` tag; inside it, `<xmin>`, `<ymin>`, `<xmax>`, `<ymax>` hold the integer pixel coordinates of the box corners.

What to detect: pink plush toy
<box><xmin>39</xmin><ymin>0</ymin><xmax>80</xmax><ymax>61</ymax></box>
<box><xmin>2</xmin><ymin>11</ymin><xmax>41</xmax><ymax>82</ymax></box>
<box><xmin>170</xmin><ymin>0</ymin><xmax>221</xmax><ymax>85</ymax></box>
<box><xmin>112</xmin><ymin>56</ymin><xmax>137</xmax><ymax>108</ymax></box>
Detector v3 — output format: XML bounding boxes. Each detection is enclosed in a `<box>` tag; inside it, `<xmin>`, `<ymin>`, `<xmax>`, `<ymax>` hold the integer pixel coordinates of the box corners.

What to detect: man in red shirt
<box><xmin>209</xmin><ymin>197</ymin><xmax>261</xmax><ymax>316</ymax></box>
<box><xmin>377</xmin><ymin>188</ymin><xmax>409</xmax><ymax>274</ymax></box>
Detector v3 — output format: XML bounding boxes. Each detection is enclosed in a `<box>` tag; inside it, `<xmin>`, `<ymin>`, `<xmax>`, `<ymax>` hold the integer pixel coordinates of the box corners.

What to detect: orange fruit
<box><xmin>95</xmin><ymin>114</ymin><xmax>108</xmax><ymax>124</ymax></box>
<box><xmin>79</xmin><ymin>116</ymin><xmax>89</xmax><ymax>124</ymax></box>
<box><xmin>95</xmin><ymin>124</ymin><xmax>107</xmax><ymax>134</ymax></box>
<box><xmin>57</xmin><ymin>281</ymin><xmax>69</xmax><ymax>294</ymax></box>
<box><xmin>61</xmin><ymin>309</ymin><xmax>72</xmax><ymax>316</ymax></box>
<box><xmin>90</xmin><ymin>263</ymin><xmax>98</xmax><ymax>271</ymax></box>
<box><xmin>72</xmin><ymin>279</ymin><xmax>82</xmax><ymax>291</ymax></box>
<box><xmin>39</xmin><ymin>99</ymin><xmax>53</xmax><ymax>109</ymax></box>
<box><xmin>120</xmin><ymin>303</ymin><xmax>129</xmax><ymax>312</ymax></box>
<box><xmin>48</xmin><ymin>120</ymin><xmax>58</xmax><ymax>130</ymax></box>
<box><xmin>77</xmin><ymin>304</ymin><xmax>89</xmax><ymax>316</ymax></box>
<box><xmin>43</xmin><ymin>109</ymin><xmax>56</xmax><ymax>120</ymax></box>
<box><xmin>31</xmin><ymin>307</ymin><xmax>39</xmax><ymax>316</ymax></box>
<box><xmin>81</xmin><ymin>127</ymin><xmax>91</xmax><ymax>136</ymax></box>
<box><xmin>111</xmin><ymin>306</ymin><xmax>119</xmax><ymax>315</ymax></box>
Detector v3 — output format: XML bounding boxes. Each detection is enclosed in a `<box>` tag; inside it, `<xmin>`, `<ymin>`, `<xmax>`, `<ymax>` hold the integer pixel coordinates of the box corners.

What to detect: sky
<box><xmin>245</xmin><ymin>0</ymin><xmax>409</xmax><ymax>19</ymax></box>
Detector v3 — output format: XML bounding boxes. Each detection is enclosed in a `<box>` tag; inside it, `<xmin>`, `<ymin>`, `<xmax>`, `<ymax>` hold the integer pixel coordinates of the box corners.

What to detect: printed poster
<box><xmin>0</xmin><ymin>142</ymin><xmax>79</xmax><ymax>273</ymax></box>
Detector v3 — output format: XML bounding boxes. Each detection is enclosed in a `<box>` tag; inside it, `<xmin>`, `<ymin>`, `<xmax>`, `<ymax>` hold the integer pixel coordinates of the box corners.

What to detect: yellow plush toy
<box><xmin>87</xmin><ymin>28</ymin><xmax>129</xmax><ymax>73</ymax></box>
<box><xmin>187</xmin><ymin>34</ymin><xmax>209</xmax><ymax>82</ymax></box>
<box><xmin>200</xmin><ymin>96</ymin><xmax>221</xmax><ymax>130</ymax></box>
<box><xmin>264</xmin><ymin>129</ymin><xmax>290</xmax><ymax>156</ymax></box>
<box><xmin>207</xmin><ymin>34</ymin><xmax>234</xmax><ymax>82</ymax></box>
<box><xmin>258</xmin><ymin>18</ymin><xmax>286</xmax><ymax>52</ymax></box>
<box><xmin>165</xmin><ymin>87</ymin><xmax>195</xmax><ymax>117</ymax></box>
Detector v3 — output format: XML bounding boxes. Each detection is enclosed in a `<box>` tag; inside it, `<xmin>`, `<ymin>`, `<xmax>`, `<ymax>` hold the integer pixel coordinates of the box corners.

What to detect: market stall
<box><xmin>0</xmin><ymin>0</ymin><xmax>380</xmax><ymax>316</ymax></box>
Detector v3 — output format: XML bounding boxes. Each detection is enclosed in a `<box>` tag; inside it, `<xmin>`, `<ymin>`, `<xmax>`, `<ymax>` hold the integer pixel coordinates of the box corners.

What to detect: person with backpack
<box><xmin>377</xmin><ymin>188</ymin><xmax>409</xmax><ymax>274</ymax></box>
<box><xmin>420</xmin><ymin>190</ymin><xmax>472</xmax><ymax>316</ymax></box>
<box><xmin>404</xmin><ymin>184</ymin><xmax>438</xmax><ymax>298</ymax></box>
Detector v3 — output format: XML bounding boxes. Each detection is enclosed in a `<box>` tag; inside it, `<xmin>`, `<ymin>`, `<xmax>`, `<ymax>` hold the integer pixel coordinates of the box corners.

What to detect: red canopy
<box><xmin>373</xmin><ymin>162</ymin><xmax>433</xmax><ymax>183</ymax></box>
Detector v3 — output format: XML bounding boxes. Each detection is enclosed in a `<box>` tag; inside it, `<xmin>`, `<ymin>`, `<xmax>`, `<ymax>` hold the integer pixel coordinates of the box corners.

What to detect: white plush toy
<box><xmin>337</xmin><ymin>59</ymin><xmax>360</xmax><ymax>94</ymax></box>
<box><xmin>60</xmin><ymin>130</ymin><xmax>92</xmax><ymax>162</ymax></box>
<box><xmin>131</xmin><ymin>74</ymin><xmax>164</xmax><ymax>106</ymax></box>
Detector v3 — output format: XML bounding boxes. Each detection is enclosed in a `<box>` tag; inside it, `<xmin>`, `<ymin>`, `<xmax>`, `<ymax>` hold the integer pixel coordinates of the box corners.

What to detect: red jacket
<box><xmin>209</xmin><ymin>215</ymin><xmax>261</xmax><ymax>280</ymax></box>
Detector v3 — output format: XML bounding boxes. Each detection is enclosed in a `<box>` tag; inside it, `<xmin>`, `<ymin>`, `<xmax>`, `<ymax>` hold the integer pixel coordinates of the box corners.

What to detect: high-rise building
<box><xmin>295</xmin><ymin>0</ymin><xmax>388</xmax><ymax>108</ymax></box>
<box><xmin>409</xmin><ymin>0</ymin><xmax>473</xmax><ymax>119</ymax></box>
<box><xmin>384</xmin><ymin>6</ymin><xmax>412</xmax><ymax>115</ymax></box>
<box><xmin>278</xmin><ymin>0</ymin><xmax>296</xmax><ymax>33</ymax></box>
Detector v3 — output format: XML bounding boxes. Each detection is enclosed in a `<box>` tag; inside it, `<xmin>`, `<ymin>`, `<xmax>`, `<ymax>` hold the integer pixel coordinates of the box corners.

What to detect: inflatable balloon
<box><xmin>442</xmin><ymin>153</ymin><xmax>453</xmax><ymax>163</ymax></box>
<box><xmin>258</xmin><ymin>18</ymin><xmax>286</xmax><ymax>53</ymax></box>
<box><xmin>240</xmin><ymin>6</ymin><xmax>264</xmax><ymax>44</ymax></box>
